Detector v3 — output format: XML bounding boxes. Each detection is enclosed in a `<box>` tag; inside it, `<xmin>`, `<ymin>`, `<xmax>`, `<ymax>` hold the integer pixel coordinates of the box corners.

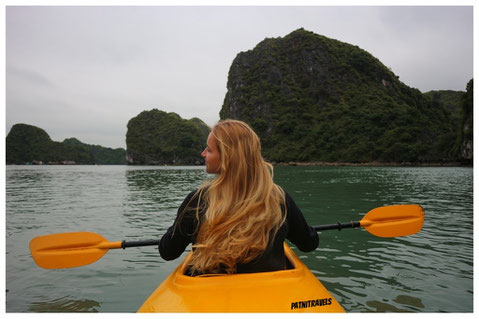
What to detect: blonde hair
<box><xmin>188</xmin><ymin>119</ymin><xmax>286</xmax><ymax>274</ymax></box>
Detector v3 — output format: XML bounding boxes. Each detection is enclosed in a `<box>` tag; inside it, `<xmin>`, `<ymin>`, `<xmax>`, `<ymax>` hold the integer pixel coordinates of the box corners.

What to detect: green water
<box><xmin>6</xmin><ymin>165</ymin><xmax>473</xmax><ymax>312</ymax></box>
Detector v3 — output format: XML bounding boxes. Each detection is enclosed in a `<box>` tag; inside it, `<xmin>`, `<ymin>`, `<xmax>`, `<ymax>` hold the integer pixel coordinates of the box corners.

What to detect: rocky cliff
<box><xmin>126</xmin><ymin>109</ymin><xmax>210</xmax><ymax>165</ymax></box>
<box><xmin>220</xmin><ymin>28</ymin><xmax>469</xmax><ymax>164</ymax></box>
<box><xmin>459</xmin><ymin>79</ymin><xmax>473</xmax><ymax>162</ymax></box>
<box><xmin>425</xmin><ymin>80</ymin><xmax>473</xmax><ymax>164</ymax></box>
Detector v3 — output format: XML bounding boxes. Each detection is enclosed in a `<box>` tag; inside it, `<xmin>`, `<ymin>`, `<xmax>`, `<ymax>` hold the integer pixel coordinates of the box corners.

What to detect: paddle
<box><xmin>30</xmin><ymin>204</ymin><xmax>424</xmax><ymax>269</ymax></box>
<box><xmin>29</xmin><ymin>232</ymin><xmax>160</xmax><ymax>269</ymax></box>
<box><xmin>314</xmin><ymin>204</ymin><xmax>424</xmax><ymax>238</ymax></box>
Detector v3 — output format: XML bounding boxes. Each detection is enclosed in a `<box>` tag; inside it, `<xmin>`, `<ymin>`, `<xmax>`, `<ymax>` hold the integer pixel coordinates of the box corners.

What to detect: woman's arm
<box><xmin>285</xmin><ymin>192</ymin><xmax>319</xmax><ymax>252</ymax></box>
<box><xmin>158</xmin><ymin>190</ymin><xmax>199</xmax><ymax>260</ymax></box>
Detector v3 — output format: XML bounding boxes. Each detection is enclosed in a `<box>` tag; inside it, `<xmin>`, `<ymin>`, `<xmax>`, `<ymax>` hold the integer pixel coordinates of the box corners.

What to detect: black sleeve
<box><xmin>285</xmin><ymin>191</ymin><xmax>319</xmax><ymax>252</ymax></box>
<box><xmin>158</xmin><ymin>190</ymin><xmax>199</xmax><ymax>260</ymax></box>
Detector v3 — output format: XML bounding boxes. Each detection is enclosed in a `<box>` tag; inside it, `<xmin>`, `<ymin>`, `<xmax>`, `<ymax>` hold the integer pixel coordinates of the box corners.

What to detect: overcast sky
<box><xmin>5</xmin><ymin>5</ymin><xmax>474</xmax><ymax>149</ymax></box>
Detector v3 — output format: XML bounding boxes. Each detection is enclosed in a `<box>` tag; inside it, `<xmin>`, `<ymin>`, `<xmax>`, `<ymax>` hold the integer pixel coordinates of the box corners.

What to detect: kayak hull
<box><xmin>138</xmin><ymin>243</ymin><xmax>345</xmax><ymax>312</ymax></box>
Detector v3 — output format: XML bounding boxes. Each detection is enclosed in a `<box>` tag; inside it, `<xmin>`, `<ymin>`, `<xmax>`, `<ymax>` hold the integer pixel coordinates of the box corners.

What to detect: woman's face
<box><xmin>201</xmin><ymin>132</ymin><xmax>220</xmax><ymax>174</ymax></box>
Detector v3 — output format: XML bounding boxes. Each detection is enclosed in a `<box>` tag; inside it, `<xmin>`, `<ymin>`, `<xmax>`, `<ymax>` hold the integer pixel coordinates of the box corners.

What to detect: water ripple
<box><xmin>6</xmin><ymin>166</ymin><xmax>473</xmax><ymax>312</ymax></box>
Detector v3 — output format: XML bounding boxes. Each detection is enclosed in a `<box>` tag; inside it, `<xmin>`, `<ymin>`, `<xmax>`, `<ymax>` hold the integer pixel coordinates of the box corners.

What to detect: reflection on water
<box><xmin>394</xmin><ymin>295</ymin><xmax>425</xmax><ymax>309</ymax></box>
<box><xmin>122</xmin><ymin>167</ymin><xmax>209</xmax><ymax>238</ymax></box>
<box><xmin>119</xmin><ymin>167</ymin><xmax>209</xmax><ymax>270</ymax></box>
<box><xmin>29</xmin><ymin>296</ymin><xmax>100</xmax><ymax>312</ymax></box>
<box><xmin>365</xmin><ymin>295</ymin><xmax>424</xmax><ymax>312</ymax></box>
<box><xmin>6</xmin><ymin>165</ymin><xmax>473</xmax><ymax>312</ymax></box>
<box><xmin>274</xmin><ymin>166</ymin><xmax>472</xmax><ymax>313</ymax></box>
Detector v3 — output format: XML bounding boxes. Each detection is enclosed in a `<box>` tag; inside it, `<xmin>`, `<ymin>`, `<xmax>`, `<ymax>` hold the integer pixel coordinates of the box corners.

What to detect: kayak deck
<box><xmin>138</xmin><ymin>243</ymin><xmax>345</xmax><ymax>312</ymax></box>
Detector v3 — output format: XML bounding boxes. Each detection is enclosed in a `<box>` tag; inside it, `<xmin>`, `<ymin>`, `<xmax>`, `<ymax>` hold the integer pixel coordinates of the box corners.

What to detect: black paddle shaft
<box><xmin>120</xmin><ymin>221</ymin><xmax>362</xmax><ymax>248</ymax></box>
<box><xmin>121</xmin><ymin>239</ymin><xmax>160</xmax><ymax>249</ymax></box>
<box><xmin>314</xmin><ymin>221</ymin><xmax>361</xmax><ymax>232</ymax></box>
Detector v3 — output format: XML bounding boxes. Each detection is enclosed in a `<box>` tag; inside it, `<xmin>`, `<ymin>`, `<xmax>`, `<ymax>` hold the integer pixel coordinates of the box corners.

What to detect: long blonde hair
<box><xmin>188</xmin><ymin>119</ymin><xmax>286</xmax><ymax>274</ymax></box>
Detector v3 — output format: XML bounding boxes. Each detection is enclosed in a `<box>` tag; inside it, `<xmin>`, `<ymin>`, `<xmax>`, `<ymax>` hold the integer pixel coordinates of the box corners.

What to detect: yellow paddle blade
<box><xmin>360</xmin><ymin>204</ymin><xmax>425</xmax><ymax>237</ymax></box>
<box><xmin>29</xmin><ymin>232</ymin><xmax>122</xmax><ymax>269</ymax></box>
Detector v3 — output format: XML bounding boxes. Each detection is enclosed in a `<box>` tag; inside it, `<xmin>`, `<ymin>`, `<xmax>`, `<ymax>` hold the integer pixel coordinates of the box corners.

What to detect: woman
<box><xmin>159</xmin><ymin>119</ymin><xmax>318</xmax><ymax>275</ymax></box>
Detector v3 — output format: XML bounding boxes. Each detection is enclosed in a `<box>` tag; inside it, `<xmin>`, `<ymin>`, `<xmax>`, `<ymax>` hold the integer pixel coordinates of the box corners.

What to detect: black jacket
<box><xmin>158</xmin><ymin>189</ymin><xmax>319</xmax><ymax>274</ymax></box>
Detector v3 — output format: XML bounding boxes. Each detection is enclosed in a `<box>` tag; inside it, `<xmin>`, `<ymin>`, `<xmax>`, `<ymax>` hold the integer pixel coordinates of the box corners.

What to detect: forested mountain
<box><xmin>126</xmin><ymin>109</ymin><xmax>210</xmax><ymax>165</ymax></box>
<box><xmin>6</xmin><ymin>124</ymin><xmax>126</xmax><ymax>165</ymax></box>
<box><xmin>220</xmin><ymin>28</ymin><xmax>472</xmax><ymax>164</ymax></box>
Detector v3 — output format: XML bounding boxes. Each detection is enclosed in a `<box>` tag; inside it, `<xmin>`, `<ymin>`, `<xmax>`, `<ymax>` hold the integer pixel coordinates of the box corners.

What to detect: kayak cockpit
<box><xmin>180</xmin><ymin>244</ymin><xmax>295</xmax><ymax>277</ymax></box>
<box><xmin>138</xmin><ymin>243</ymin><xmax>345</xmax><ymax>312</ymax></box>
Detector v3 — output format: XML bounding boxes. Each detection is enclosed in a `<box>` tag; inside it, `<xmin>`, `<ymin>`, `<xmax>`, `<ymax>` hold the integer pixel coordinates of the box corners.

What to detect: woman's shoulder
<box><xmin>180</xmin><ymin>187</ymin><xmax>209</xmax><ymax>210</ymax></box>
<box><xmin>181</xmin><ymin>189</ymin><xmax>200</xmax><ymax>206</ymax></box>
<box><xmin>175</xmin><ymin>188</ymin><xmax>206</xmax><ymax>227</ymax></box>
<box><xmin>282</xmin><ymin>190</ymin><xmax>295</xmax><ymax>204</ymax></box>
<box><xmin>186</xmin><ymin>186</ymin><xmax>209</xmax><ymax>200</ymax></box>
<box><xmin>185</xmin><ymin>189</ymin><xmax>199</xmax><ymax>200</ymax></box>
<box><xmin>281</xmin><ymin>190</ymin><xmax>302</xmax><ymax>216</ymax></box>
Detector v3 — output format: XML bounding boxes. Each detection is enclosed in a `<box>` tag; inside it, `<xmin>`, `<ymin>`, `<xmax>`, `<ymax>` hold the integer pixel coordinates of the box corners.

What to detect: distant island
<box><xmin>6</xmin><ymin>124</ymin><xmax>126</xmax><ymax>165</ymax></box>
<box><xmin>126</xmin><ymin>109</ymin><xmax>210</xmax><ymax>165</ymax></box>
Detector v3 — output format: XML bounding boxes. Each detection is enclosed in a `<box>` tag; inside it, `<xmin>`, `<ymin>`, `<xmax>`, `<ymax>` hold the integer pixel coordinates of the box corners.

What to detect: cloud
<box><xmin>7</xmin><ymin>66</ymin><xmax>56</xmax><ymax>88</ymax></box>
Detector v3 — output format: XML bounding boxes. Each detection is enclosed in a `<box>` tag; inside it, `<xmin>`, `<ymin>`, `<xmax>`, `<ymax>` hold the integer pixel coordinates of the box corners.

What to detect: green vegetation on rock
<box><xmin>6</xmin><ymin>124</ymin><xmax>126</xmax><ymax>165</ymax></box>
<box><xmin>126</xmin><ymin>109</ymin><xmax>210</xmax><ymax>165</ymax></box>
<box><xmin>424</xmin><ymin>90</ymin><xmax>464</xmax><ymax>122</ymax></box>
<box><xmin>457</xmin><ymin>79</ymin><xmax>473</xmax><ymax>161</ymax></box>
<box><xmin>220</xmin><ymin>28</ymin><xmax>472</xmax><ymax>164</ymax></box>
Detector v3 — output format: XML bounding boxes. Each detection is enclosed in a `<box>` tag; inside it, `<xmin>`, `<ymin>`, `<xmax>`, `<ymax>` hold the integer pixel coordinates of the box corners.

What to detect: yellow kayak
<box><xmin>138</xmin><ymin>243</ymin><xmax>345</xmax><ymax>312</ymax></box>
